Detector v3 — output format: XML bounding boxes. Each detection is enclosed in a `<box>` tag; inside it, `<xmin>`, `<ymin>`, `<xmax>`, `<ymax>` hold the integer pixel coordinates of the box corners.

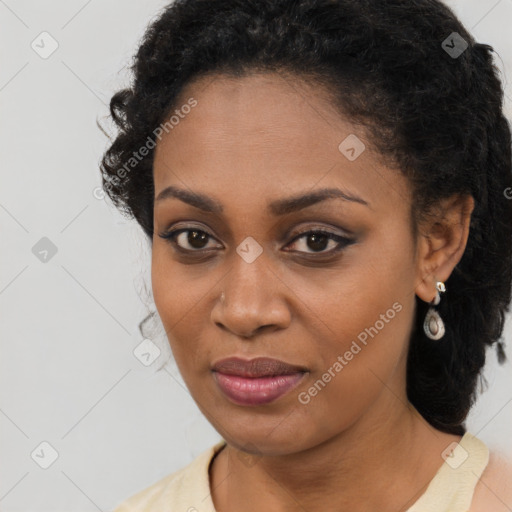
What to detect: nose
<box><xmin>211</xmin><ymin>253</ymin><xmax>291</xmax><ymax>339</ymax></box>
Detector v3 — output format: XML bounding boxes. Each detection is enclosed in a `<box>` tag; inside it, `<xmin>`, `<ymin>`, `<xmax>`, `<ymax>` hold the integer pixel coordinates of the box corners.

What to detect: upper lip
<box><xmin>212</xmin><ymin>357</ymin><xmax>307</xmax><ymax>378</ymax></box>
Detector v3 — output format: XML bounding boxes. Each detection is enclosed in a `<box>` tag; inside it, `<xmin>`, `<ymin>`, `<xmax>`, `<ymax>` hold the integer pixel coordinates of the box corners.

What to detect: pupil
<box><xmin>308</xmin><ymin>233</ymin><xmax>328</xmax><ymax>252</ymax></box>
<box><xmin>189</xmin><ymin>230</ymin><xmax>208</xmax><ymax>249</ymax></box>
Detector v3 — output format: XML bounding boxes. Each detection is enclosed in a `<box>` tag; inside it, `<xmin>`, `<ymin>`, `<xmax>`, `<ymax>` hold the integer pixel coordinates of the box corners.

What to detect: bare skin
<box><xmin>150</xmin><ymin>71</ymin><xmax>509</xmax><ymax>511</ymax></box>
<box><xmin>470</xmin><ymin>451</ymin><xmax>512</xmax><ymax>511</ymax></box>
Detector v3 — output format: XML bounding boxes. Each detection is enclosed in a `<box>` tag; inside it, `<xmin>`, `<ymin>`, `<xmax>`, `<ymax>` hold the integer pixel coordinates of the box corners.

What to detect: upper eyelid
<box><xmin>161</xmin><ymin>226</ymin><xmax>351</xmax><ymax>250</ymax></box>
<box><xmin>162</xmin><ymin>224</ymin><xmax>346</xmax><ymax>238</ymax></box>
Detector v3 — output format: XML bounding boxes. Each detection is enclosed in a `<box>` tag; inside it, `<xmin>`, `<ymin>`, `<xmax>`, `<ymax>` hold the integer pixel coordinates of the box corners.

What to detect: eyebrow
<box><xmin>155</xmin><ymin>185</ymin><xmax>370</xmax><ymax>214</ymax></box>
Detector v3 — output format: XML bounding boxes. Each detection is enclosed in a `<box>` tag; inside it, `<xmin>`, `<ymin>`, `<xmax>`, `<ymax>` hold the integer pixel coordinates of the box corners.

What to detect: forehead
<box><xmin>157</xmin><ymin>72</ymin><xmax>354</xmax><ymax>157</ymax></box>
<box><xmin>153</xmin><ymin>72</ymin><xmax>411</xmax><ymax>214</ymax></box>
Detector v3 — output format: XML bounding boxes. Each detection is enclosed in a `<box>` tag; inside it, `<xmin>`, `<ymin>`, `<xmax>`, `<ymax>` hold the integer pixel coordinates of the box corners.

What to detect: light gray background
<box><xmin>1</xmin><ymin>1</ymin><xmax>511</xmax><ymax>511</ymax></box>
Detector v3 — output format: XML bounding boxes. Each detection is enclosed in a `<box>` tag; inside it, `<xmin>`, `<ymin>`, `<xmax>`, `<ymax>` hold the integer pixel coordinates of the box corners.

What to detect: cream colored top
<box><xmin>113</xmin><ymin>431</ymin><xmax>489</xmax><ymax>512</ymax></box>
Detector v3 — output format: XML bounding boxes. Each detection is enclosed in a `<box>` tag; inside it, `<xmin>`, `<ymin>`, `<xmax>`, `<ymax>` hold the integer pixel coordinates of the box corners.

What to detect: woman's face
<box><xmin>151</xmin><ymin>72</ymin><xmax>425</xmax><ymax>455</ymax></box>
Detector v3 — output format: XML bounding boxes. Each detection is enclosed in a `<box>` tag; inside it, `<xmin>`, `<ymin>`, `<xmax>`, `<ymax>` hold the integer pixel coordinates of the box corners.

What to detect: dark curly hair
<box><xmin>99</xmin><ymin>0</ymin><xmax>512</xmax><ymax>436</ymax></box>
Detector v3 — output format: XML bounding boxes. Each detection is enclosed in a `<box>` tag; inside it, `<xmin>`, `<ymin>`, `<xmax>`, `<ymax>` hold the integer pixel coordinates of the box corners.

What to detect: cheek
<box><xmin>150</xmin><ymin>244</ymin><xmax>217</xmax><ymax>374</ymax></box>
<box><xmin>294</xmin><ymin>233</ymin><xmax>416</xmax><ymax>408</ymax></box>
<box><xmin>151</xmin><ymin>243</ymin><xmax>208</xmax><ymax>322</ymax></box>
<box><xmin>151</xmin><ymin>247</ymin><xmax>201</xmax><ymax>365</ymax></box>
<box><xmin>293</xmin><ymin>298</ymin><xmax>415</xmax><ymax>446</ymax></box>
<box><xmin>293</xmin><ymin>229</ymin><xmax>415</xmax><ymax>354</ymax></box>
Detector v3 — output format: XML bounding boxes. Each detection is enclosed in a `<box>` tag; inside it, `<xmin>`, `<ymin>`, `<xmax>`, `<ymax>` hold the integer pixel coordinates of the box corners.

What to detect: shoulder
<box><xmin>112</xmin><ymin>441</ymin><xmax>225</xmax><ymax>512</ymax></box>
<box><xmin>470</xmin><ymin>449</ymin><xmax>512</xmax><ymax>512</ymax></box>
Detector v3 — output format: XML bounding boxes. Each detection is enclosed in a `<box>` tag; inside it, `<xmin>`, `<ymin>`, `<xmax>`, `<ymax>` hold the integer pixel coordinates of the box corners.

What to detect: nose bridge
<box><xmin>225</xmin><ymin>244</ymin><xmax>274</xmax><ymax>307</ymax></box>
<box><xmin>213</xmin><ymin>245</ymin><xmax>290</xmax><ymax>336</ymax></box>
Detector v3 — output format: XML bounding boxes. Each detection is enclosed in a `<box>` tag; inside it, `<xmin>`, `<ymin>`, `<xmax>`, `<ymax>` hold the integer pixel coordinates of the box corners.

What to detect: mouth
<box><xmin>211</xmin><ymin>357</ymin><xmax>308</xmax><ymax>406</ymax></box>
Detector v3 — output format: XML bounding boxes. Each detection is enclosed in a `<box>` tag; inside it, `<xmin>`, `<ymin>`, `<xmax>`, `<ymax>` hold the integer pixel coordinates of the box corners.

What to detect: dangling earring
<box><xmin>423</xmin><ymin>281</ymin><xmax>446</xmax><ymax>340</ymax></box>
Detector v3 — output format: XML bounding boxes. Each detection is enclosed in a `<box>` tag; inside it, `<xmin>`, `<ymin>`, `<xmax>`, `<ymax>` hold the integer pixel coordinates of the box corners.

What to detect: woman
<box><xmin>101</xmin><ymin>0</ymin><xmax>512</xmax><ymax>510</ymax></box>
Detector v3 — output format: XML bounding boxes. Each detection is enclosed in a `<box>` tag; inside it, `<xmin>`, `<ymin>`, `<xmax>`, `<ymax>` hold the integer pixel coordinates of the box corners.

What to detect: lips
<box><xmin>211</xmin><ymin>357</ymin><xmax>307</xmax><ymax>406</ymax></box>
<box><xmin>212</xmin><ymin>357</ymin><xmax>307</xmax><ymax>377</ymax></box>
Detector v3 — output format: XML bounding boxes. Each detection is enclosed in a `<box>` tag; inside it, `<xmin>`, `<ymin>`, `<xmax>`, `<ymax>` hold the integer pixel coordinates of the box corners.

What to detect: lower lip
<box><xmin>213</xmin><ymin>372</ymin><xmax>305</xmax><ymax>406</ymax></box>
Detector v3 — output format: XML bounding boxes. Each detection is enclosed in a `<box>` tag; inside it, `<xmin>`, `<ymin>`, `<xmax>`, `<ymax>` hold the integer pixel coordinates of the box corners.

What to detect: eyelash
<box><xmin>158</xmin><ymin>226</ymin><xmax>354</xmax><ymax>257</ymax></box>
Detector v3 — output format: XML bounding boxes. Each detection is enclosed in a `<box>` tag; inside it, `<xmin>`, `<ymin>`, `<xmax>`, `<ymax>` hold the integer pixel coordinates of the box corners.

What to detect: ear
<box><xmin>415</xmin><ymin>194</ymin><xmax>475</xmax><ymax>303</ymax></box>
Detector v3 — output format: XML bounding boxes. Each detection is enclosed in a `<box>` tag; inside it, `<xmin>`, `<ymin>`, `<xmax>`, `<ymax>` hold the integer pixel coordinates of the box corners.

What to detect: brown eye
<box><xmin>286</xmin><ymin>230</ymin><xmax>354</xmax><ymax>255</ymax></box>
<box><xmin>159</xmin><ymin>228</ymin><xmax>222</xmax><ymax>252</ymax></box>
<box><xmin>180</xmin><ymin>229</ymin><xmax>209</xmax><ymax>249</ymax></box>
